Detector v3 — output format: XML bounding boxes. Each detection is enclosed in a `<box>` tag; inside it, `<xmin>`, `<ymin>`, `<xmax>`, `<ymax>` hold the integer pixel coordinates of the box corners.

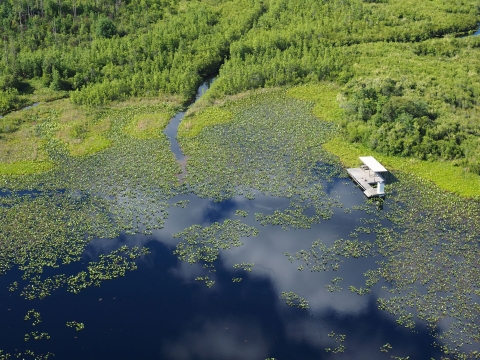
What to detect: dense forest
<box><xmin>1</xmin><ymin>0</ymin><xmax>480</xmax><ymax>174</ymax></box>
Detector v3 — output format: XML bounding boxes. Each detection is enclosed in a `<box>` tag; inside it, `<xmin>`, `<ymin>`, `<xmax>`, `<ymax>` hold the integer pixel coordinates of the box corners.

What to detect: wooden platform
<box><xmin>347</xmin><ymin>167</ymin><xmax>385</xmax><ymax>198</ymax></box>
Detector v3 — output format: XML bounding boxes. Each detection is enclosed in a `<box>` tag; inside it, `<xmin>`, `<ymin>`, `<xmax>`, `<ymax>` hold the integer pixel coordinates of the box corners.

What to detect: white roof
<box><xmin>359</xmin><ymin>156</ymin><xmax>387</xmax><ymax>172</ymax></box>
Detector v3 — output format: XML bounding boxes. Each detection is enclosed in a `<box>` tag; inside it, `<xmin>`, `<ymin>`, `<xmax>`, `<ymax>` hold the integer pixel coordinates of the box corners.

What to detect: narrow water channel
<box><xmin>0</xmin><ymin>102</ymin><xmax>39</xmax><ymax>118</ymax></box>
<box><xmin>164</xmin><ymin>78</ymin><xmax>215</xmax><ymax>171</ymax></box>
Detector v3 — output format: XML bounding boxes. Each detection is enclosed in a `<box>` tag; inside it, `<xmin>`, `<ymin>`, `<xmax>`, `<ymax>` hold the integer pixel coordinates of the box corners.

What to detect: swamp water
<box><xmin>0</xmin><ymin>186</ymin><xmax>444</xmax><ymax>360</ymax></box>
<box><xmin>0</xmin><ymin>81</ymin><xmax>479</xmax><ymax>359</ymax></box>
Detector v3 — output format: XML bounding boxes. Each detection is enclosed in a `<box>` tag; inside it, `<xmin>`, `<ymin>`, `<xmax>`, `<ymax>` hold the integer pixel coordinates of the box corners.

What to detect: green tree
<box><xmin>96</xmin><ymin>17</ymin><xmax>116</xmax><ymax>38</ymax></box>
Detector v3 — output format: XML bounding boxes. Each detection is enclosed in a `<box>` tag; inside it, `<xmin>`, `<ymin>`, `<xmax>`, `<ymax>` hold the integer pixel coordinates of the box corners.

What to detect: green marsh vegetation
<box><xmin>0</xmin><ymin>99</ymin><xmax>182</xmax><ymax>355</ymax></box>
<box><xmin>284</xmin><ymin>80</ymin><xmax>480</xmax><ymax>197</ymax></box>
<box><xmin>173</xmin><ymin>219</ymin><xmax>259</xmax><ymax>279</ymax></box>
<box><xmin>179</xmin><ymin>90</ymin><xmax>342</xmax><ymax>208</ymax></box>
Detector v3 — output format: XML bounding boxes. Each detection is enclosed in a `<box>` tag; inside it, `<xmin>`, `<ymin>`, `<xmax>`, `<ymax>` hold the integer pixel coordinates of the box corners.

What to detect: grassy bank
<box><xmin>0</xmin><ymin>97</ymin><xmax>181</xmax><ymax>175</ymax></box>
<box><xmin>0</xmin><ymin>160</ymin><xmax>55</xmax><ymax>176</ymax></box>
<box><xmin>323</xmin><ymin>137</ymin><xmax>480</xmax><ymax>199</ymax></box>
<box><xmin>287</xmin><ymin>83</ymin><xmax>480</xmax><ymax>199</ymax></box>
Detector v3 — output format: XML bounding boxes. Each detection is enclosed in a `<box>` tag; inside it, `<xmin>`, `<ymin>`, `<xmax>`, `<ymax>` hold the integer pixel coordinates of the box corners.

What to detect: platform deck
<box><xmin>347</xmin><ymin>167</ymin><xmax>385</xmax><ymax>198</ymax></box>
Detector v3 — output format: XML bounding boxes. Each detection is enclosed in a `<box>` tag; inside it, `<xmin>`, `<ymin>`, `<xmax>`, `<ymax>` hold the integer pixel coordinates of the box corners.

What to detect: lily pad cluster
<box><xmin>20</xmin><ymin>246</ymin><xmax>149</xmax><ymax>300</ymax></box>
<box><xmin>24</xmin><ymin>331</ymin><xmax>50</xmax><ymax>341</ymax></box>
<box><xmin>0</xmin><ymin>192</ymin><xmax>117</xmax><ymax>278</ymax></box>
<box><xmin>286</xmin><ymin>238</ymin><xmax>373</xmax><ymax>272</ymax></box>
<box><xmin>234</xmin><ymin>210</ymin><xmax>249</xmax><ymax>217</ymax></box>
<box><xmin>325</xmin><ymin>332</ymin><xmax>346</xmax><ymax>354</ymax></box>
<box><xmin>24</xmin><ymin>310</ymin><xmax>42</xmax><ymax>326</ymax></box>
<box><xmin>180</xmin><ymin>90</ymin><xmax>344</xmax><ymax>206</ymax></box>
<box><xmin>194</xmin><ymin>276</ymin><xmax>215</xmax><ymax>288</ymax></box>
<box><xmin>232</xmin><ymin>262</ymin><xmax>254</xmax><ymax>272</ymax></box>
<box><xmin>380</xmin><ymin>343</ymin><xmax>392</xmax><ymax>353</ymax></box>
<box><xmin>66</xmin><ymin>321</ymin><xmax>84</xmax><ymax>332</ymax></box>
<box><xmin>280</xmin><ymin>291</ymin><xmax>309</xmax><ymax>310</ymax></box>
<box><xmin>173</xmin><ymin>219</ymin><xmax>259</xmax><ymax>279</ymax></box>
<box><xmin>254</xmin><ymin>183</ymin><xmax>342</xmax><ymax>230</ymax></box>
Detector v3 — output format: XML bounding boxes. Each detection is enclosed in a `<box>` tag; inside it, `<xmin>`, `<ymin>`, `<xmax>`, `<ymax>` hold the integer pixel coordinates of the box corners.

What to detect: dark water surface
<box><xmin>0</xmin><ymin>180</ymin><xmax>444</xmax><ymax>359</ymax></box>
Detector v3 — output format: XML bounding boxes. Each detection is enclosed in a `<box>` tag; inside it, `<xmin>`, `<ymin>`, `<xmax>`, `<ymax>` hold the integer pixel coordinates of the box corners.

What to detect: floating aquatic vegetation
<box><xmin>234</xmin><ymin>210</ymin><xmax>248</xmax><ymax>217</ymax></box>
<box><xmin>0</xmin><ymin>102</ymin><xmax>181</xmax><ymax>307</ymax></box>
<box><xmin>371</xmin><ymin>175</ymin><xmax>480</xmax><ymax>357</ymax></box>
<box><xmin>173</xmin><ymin>200</ymin><xmax>190</xmax><ymax>208</ymax></box>
<box><xmin>8</xmin><ymin>281</ymin><xmax>18</xmax><ymax>292</ymax></box>
<box><xmin>24</xmin><ymin>310</ymin><xmax>42</xmax><ymax>326</ymax></box>
<box><xmin>232</xmin><ymin>277</ymin><xmax>242</xmax><ymax>282</ymax></box>
<box><xmin>325</xmin><ymin>332</ymin><xmax>346</xmax><ymax>353</ymax></box>
<box><xmin>24</xmin><ymin>332</ymin><xmax>50</xmax><ymax>341</ymax></box>
<box><xmin>232</xmin><ymin>262</ymin><xmax>254</xmax><ymax>272</ymax></box>
<box><xmin>66</xmin><ymin>321</ymin><xmax>84</xmax><ymax>331</ymax></box>
<box><xmin>380</xmin><ymin>343</ymin><xmax>392</xmax><ymax>353</ymax></box>
<box><xmin>179</xmin><ymin>90</ymin><xmax>344</xmax><ymax>203</ymax></box>
<box><xmin>173</xmin><ymin>219</ymin><xmax>258</xmax><ymax>278</ymax></box>
<box><xmin>289</xmin><ymin>171</ymin><xmax>480</xmax><ymax>358</ymax></box>
<box><xmin>280</xmin><ymin>291</ymin><xmax>309</xmax><ymax>310</ymax></box>
<box><xmin>254</xmin><ymin>184</ymin><xmax>341</xmax><ymax>230</ymax></box>
<box><xmin>20</xmin><ymin>246</ymin><xmax>149</xmax><ymax>300</ymax></box>
<box><xmin>286</xmin><ymin>238</ymin><xmax>373</xmax><ymax>272</ymax></box>
<box><xmin>194</xmin><ymin>276</ymin><xmax>215</xmax><ymax>288</ymax></box>
<box><xmin>1</xmin><ymin>79</ymin><xmax>479</xmax><ymax>360</ymax></box>
<box><xmin>0</xmin><ymin>192</ymin><xmax>117</xmax><ymax>279</ymax></box>
<box><xmin>348</xmin><ymin>285</ymin><xmax>371</xmax><ymax>295</ymax></box>
<box><xmin>0</xmin><ymin>350</ymin><xmax>55</xmax><ymax>359</ymax></box>
<box><xmin>325</xmin><ymin>284</ymin><xmax>342</xmax><ymax>292</ymax></box>
<box><xmin>325</xmin><ymin>278</ymin><xmax>343</xmax><ymax>292</ymax></box>
<box><xmin>179</xmin><ymin>90</ymin><xmax>344</xmax><ymax>233</ymax></box>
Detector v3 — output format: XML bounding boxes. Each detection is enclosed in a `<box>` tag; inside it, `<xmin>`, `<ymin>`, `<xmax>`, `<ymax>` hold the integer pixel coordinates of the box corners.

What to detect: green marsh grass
<box><xmin>123</xmin><ymin>112</ymin><xmax>173</xmax><ymax>139</ymax></box>
<box><xmin>0</xmin><ymin>160</ymin><xmax>54</xmax><ymax>175</ymax></box>
<box><xmin>323</xmin><ymin>137</ymin><xmax>480</xmax><ymax>199</ymax></box>
<box><xmin>286</xmin><ymin>83</ymin><xmax>480</xmax><ymax>198</ymax></box>
<box><xmin>179</xmin><ymin>107</ymin><xmax>233</xmax><ymax>138</ymax></box>
<box><xmin>0</xmin><ymin>97</ymin><xmax>182</xmax><ymax>175</ymax></box>
<box><xmin>287</xmin><ymin>83</ymin><xmax>344</xmax><ymax>123</ymax></box>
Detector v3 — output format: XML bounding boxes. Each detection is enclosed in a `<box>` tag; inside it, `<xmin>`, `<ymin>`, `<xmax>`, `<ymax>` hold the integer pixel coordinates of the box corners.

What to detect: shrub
<box><xmin>96</xmin><ymin>17</ymin><xmax>117</xmax><ymax>38</ymax></box>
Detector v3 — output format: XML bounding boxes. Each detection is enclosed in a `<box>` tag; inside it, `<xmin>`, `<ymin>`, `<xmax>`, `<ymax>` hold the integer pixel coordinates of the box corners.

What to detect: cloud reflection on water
<box><xmin>77</xmin><ymin>178</ymin><xmax>451</xmax><ymax>359</ymax></box>
<box><xmin>161</xmin><ymin>316</ymin><xmax>269</xmax><ymax>360</ymax></box>
<box><xmin>85</xmin><ymin>180</ymin><xmax>376</xmax><ymax>317</ymax></box>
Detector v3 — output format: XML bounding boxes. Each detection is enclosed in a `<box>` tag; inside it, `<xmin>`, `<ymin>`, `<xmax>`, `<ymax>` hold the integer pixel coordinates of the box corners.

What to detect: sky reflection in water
<box><xmin>46</xmin><ymin>178</ymin><xmax>443</xmax><ymax>360</ymax></box>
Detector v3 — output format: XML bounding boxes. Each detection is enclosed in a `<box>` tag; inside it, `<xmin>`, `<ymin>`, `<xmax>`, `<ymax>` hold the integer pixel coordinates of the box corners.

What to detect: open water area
<box><xmin>0</xmin><ymin>181</ymin><xmax>445</xmax><ymax>359</ymax></box>
<box><xmin>1</xmin><ymin>79</ymin><xmax>479</xmax><ymax>359</ymax></box>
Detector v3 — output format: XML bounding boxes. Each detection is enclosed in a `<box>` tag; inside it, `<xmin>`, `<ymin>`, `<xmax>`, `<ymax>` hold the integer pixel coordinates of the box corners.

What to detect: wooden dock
<box><xmin>347</xmin><ymin>167</ymin><xmax>385</xmax><ymax>198</ymax></box>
